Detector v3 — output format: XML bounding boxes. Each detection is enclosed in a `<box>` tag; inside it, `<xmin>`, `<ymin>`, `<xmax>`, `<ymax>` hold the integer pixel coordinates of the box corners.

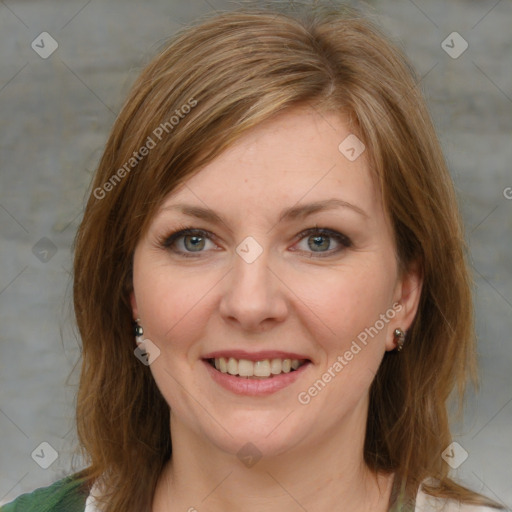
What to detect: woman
<box><xmin>2</xmin><ymin>2</ymin><xmax>506</xmax><ymax>511</ymax></box>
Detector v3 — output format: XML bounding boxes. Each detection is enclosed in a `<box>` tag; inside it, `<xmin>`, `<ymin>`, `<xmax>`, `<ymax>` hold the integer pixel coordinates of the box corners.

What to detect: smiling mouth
<box><xmin>206</xmin><ymin>357</ymin><xmax>309</xmax><ymax>379</ymax></box>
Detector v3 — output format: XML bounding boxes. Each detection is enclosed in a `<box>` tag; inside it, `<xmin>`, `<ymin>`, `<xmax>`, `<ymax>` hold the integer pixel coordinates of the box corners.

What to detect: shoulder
<box><xmin>415</xmin><ymin>481</ymin><xmax>505</xmax><ymax>512</ymax></box>
<box><xmin>0</xmin><ymin>474</ymin><xmax>89</xmax><ymax>512</ymax></box>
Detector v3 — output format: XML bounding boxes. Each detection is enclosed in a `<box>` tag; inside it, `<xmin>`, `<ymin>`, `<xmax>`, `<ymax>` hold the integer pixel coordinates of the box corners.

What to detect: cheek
<box><xmin>296</xmin><ymin>266</ymin><xmax>395</xmax><ymax>416</ymax></box>
<box><xmin>291</xmin><ymin>261</ymin><xmax>396</xmax><ymax>350</ymax></box>
<box><xmin>132</xmin><ymin>257</ymin><xmax>219</xmax><ymax>352</ymax></box>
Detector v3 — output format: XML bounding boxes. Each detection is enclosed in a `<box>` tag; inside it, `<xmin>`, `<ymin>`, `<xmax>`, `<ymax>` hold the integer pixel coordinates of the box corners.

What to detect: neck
<box><xmin>153</xmin><ymin>400</ymin><xmax>395</xmax><ymax>512</ymax></box>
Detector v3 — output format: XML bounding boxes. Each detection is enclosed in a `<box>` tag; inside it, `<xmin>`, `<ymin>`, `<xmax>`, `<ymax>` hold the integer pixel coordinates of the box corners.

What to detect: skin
<box><xmin>130</xmin><ymin>107</ymin><xmax>422</xmax><ymax>512</ymax></box>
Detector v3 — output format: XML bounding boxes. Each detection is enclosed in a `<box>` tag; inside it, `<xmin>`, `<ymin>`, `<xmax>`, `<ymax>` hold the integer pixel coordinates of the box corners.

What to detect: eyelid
<box><xmin>160</xmin><ymin>227</ymin><xmax>215</xmax><ymax>248</ymax></box>
<box><xmin>159</xmin><ymin>226</ymin><xmax>221</xmax><ymax>257</ymax></box>
<box><xmin>159</xmin><ymin>225</ymin><xmax>352</xmax><ymax>257</ymax></box>
<box><xmin>294</xmin><ymin>227</ymin><xmax>351</xmax><ymax>245</ymax></box>
<box><xmin>291</xmin><ymin>227</ymin><xmax>352</xmax><ymax>256</ymax></box>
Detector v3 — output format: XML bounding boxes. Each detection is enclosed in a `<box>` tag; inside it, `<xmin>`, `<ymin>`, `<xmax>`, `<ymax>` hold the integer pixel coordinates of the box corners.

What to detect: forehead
<box><xmin>160</xmin><ymin>107</ymin><xmax>380</xmax><ymax>221</ymax></box>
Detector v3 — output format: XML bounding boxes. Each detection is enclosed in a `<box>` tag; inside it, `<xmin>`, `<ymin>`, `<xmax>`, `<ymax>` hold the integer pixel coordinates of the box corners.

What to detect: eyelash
<box><xmin>158</xmin><ymin>224</ymin><xmax>352</xmax><ymax>259</ymax></box>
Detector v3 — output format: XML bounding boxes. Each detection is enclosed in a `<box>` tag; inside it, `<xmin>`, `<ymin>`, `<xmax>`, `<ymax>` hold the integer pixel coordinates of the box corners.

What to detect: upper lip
<box><xmin>202</xmin><ymin>350</ymin><xmax>311</xmax><ymax>362</ymax></box>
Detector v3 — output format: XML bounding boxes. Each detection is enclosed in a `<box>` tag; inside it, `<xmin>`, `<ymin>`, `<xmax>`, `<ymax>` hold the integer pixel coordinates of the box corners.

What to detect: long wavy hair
<box><xmin>72</xmin><ymin>2</ymin><xmax>503</xmax><ymax>510</ymax></box>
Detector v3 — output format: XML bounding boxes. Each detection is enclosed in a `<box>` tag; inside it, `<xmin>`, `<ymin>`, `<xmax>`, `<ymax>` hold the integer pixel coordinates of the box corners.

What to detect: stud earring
<box><xmin>133</xmin><ymin>319</ymin><xmax>144</xmax><ymax>341</ymax></box>
<box><xmin>394</xmin><ymin>328</ymin><xmax>406</xmax><ymax>352</ymax></box>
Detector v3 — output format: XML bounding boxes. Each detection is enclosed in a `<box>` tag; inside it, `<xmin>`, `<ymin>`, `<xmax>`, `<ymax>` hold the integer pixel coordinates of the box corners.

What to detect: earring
<box><xmin>394</xmin><ymin>328</ymin><xmax>406</xmax><ymax>352</ymax></box>
<box><xmin>133</xmin><ymin>319</ymin><xmax>144</xmax><ymax>341</ymax></box>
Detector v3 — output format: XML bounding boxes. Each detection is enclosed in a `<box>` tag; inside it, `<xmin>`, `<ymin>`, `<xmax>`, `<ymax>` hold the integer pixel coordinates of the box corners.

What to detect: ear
<box><xmin>385</xmin><ymin>260</ymin><xmax>423</xmax><ymax>351</ymax></box>
<box><xmin>130</xmin><ymin>291</ymin><xmax>139</xmax><ymax>321</ymax></box>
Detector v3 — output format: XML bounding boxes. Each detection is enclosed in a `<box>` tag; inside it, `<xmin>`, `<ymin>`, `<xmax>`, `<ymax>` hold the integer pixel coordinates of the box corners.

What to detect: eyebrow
<box><xmin>162</xmin><ymin>198</ymin><xmax>369</xmax><ymax>224</ymax></box>
<box><xmin>278</xmin><ymin>199</ymin><xmax>369</xmax><ymax>221</ymax></box>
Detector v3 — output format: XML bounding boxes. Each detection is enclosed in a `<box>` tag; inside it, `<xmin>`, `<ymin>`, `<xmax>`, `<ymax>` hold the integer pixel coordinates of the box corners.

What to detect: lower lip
<box><xmin>203</xmin><ymin>360</ymin><xmax>311</xmax><ymax>396</ymax></box>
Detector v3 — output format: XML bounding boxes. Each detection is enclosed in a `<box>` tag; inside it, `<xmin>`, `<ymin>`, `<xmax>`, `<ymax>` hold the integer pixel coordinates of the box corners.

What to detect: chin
<box><xmin>198</xmin><ymin>411</ymin><xmax>310</xmax><ymax>462</ymax></box>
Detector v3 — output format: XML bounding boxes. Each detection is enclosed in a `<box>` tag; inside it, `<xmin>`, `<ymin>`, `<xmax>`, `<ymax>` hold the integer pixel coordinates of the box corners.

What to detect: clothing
<box><xmin>0</xmin><ymin>475</ymin><xmax>87</xmax><ymax>512</ymax></box>
<box><xmin>1</xmin><ymin>473</ymin><xmax>502</xmax><ymax>511</ymax></box>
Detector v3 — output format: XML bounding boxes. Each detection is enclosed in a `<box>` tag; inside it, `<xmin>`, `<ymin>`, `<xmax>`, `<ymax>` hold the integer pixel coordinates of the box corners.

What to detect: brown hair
<box><xmin>72</xmin><ymin>2</ymin><xmax>503</xmax><ymax>510</ymax></box>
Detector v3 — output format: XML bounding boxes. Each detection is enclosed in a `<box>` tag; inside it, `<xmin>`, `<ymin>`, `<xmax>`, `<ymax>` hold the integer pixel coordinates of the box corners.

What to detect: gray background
<box><xmin>0</xmin><ymin>0</ymin><xmax>511</xmax><ymax>507</ymax></box>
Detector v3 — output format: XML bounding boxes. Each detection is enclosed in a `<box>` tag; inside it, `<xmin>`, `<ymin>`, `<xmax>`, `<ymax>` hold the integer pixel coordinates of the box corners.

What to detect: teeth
<box><xmin>238</xmin><ymin>359</ymin><xmax>253</xmax><ymax>377</ymax></box>
<box><xmin>227</xmin><ymin>357</ymin><xmax>238</xmax><ymax>376</ymax></box>
<box><xmin>254</xmin><ymin>360</ymin><xmax>271</xmax><ymax>377</ymax></box>
<box><xmin>212</xmin><ymin>357</ymin><xmax>304</xmax><ymax>378</ymax></box>
<box><xmin>270</xmin><ymin>358</ymin><xmax>282</xmax><ymax>375</ymax></box>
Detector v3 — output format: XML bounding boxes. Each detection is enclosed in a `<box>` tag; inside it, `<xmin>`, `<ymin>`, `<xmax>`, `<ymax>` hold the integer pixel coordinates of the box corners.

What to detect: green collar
<box><xmin>1</xmin><ymin>474</ymin><xmax>88</xmax><ymax>512</ymax></box>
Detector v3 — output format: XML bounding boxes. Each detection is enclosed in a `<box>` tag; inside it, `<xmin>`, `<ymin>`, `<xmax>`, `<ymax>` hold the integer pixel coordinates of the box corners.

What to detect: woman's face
<box><xmin>131</xmin><ymin>107</ymin><xmax>421</xmax><ymax>459</ymax></box>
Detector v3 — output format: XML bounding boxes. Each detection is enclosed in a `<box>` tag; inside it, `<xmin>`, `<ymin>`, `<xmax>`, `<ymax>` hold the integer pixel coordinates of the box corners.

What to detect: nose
<box><xmin>218</xmin><ymin>246</ymin><xmax>288</xmax><ymax>333</ymax></box>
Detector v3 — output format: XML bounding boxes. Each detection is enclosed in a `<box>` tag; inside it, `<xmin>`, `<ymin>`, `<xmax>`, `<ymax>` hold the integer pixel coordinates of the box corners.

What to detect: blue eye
<box><xmin>161</xmin><ymin>228</ymin><xmax>217</xmax><ymax>256</ymax></box>
<box><xmin>308</xmin><ymin>234</ymin><xmax>331</xmax><ymax>251</ymax></box>
<box><xmin>294</xmin><ymin>228</ymin><xmax>351</xmax><ymax>256</ymax></box>
<box><xmin>160</xmin><ymin>226</ymin><xmax>351</xmax><ymax>259</ymax></box>
<box><xmin>182</xmin><ymin>234</ymin><xmax>206</xmax><ymax>252</ymax></box>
